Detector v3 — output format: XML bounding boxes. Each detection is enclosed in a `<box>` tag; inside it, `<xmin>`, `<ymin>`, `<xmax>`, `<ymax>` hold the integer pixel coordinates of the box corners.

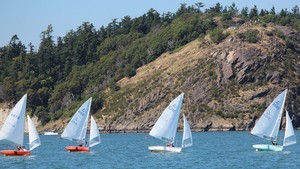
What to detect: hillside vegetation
<box><xmin>0</xmin><ymin>3</ymin><xmax>300</xmax><ymax>131</ymax></box>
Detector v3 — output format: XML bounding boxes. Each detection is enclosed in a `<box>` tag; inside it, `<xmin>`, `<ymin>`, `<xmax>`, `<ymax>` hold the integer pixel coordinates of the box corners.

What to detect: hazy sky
<box><xmin>1</xmin><ymin>0</ymin><xmax>299</xmax><ymax>49</ymax></box>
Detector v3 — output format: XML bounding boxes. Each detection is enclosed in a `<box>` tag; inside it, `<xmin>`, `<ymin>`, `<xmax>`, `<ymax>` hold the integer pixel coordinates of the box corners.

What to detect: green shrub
<box><xmin>237</xmin><ymin>29</ymin><xmax>260</xmax><ymax>43</ymax></box>
<box><xmin>265</xmin><ymin>31</ymin><xmax>274</xmax><ymax>36</ymax></box>
<box><xmin>209</xmin><ymin>28</ymin><xmax>227</xmax><ymax>44</ymax></box>
<box><xmin>275</xmin><ymin>29</ymin><xmax>285</xmax><ymax>39</ymax></box>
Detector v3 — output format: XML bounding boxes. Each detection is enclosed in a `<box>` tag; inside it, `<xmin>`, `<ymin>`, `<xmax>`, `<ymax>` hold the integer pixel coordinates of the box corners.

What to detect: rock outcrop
<box><xmin>92</xmin><ymin>23</ymin><xmax>300</xmax><ymax>132</ymax></box>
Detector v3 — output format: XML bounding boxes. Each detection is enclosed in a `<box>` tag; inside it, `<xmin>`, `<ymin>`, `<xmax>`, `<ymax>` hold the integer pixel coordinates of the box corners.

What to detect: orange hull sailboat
<box><xmin>65</xmin><ymin>146</ymin><xmax>90</xmax><ymax>152</ymax></box>
<box><xmin>1</xmin><ymin>150</ymin><xmax>30</xmax><ymax>156</ymax></box>
<box><xmin>61</xmin><ymin>98</ymin><xmax>101</xmax><ymax>152</ymax></box>
<box><xmin>0</xmin><ymin>94</ymin><xmax>41</xmax><ymax>156</ymax></box>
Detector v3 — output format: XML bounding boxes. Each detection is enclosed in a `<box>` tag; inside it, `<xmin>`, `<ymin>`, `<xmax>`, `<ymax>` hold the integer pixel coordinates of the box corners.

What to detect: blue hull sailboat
<box><xmin>251</xmin><ymin>89</ymin><xmax>296</xmax><ymax>151</ymax></box>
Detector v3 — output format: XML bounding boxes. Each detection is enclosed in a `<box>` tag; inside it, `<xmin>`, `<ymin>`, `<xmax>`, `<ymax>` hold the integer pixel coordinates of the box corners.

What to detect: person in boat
<box><xmin>79</xmin><ymin>142</ymin><xmax>83</xmax><ymax>147</ymax></box>
<box><xmin>16</xmin><ymin>146</ymin><xmax>21</xmax><ymax>151</ymax></box>
<box><xmin>166</xmin><ymin>142</ymin><xmax>174</xmax><ymax>147</ymax></box>
<box><xmin>21</xmin><ymin>146</ymin><xmax>27</xmax><ymax>151</ymax></box>
<box><xmin>85</xmin><ymin>141</ymin><xmax>88</xmax><ymax>147</ymax></box>
<box><xmin>272</xmin><ymin>141</ymin><xmax>278</xmax><ymax>145</ymax></box>
<box><xmin>16</xmin><ymin>146</ymin><xmax>26</xmax><ymax>151</ymax></box>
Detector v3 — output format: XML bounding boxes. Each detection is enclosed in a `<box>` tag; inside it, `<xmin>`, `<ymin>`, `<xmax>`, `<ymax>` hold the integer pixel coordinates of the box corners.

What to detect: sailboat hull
<box><xmin>1</xmin><ymin>150</ymin><xmax>30</xmax><ymax>156</ymax></box>
<box><xmin>253</xmin><ymin>144</ymin><xmax>283</xmax><ymax>151</ymax></box>
<box><xmin>66</xmin><ymin>146</ymin><xmax>90</xmax><ymax>152</ymax></box>
<box><xmin>148</xmin><ymin>146</ymin><xmax>182</xmax><ymax>153</ymax></box>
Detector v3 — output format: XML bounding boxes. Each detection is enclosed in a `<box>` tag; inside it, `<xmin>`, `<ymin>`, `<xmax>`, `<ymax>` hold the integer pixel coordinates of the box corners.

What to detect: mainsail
<box><xmin>61</xmin><ymin>98</ymin><xmax>92</xmax><ymax>143</ymax></box>
<box><xmin>0</xmin><ymin>94</ymin><xmax>27</xmax><ymax>146</ymax></box>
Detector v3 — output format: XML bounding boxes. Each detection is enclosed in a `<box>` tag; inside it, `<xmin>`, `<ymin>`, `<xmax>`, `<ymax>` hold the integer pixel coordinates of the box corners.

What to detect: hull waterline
<box><xmin>148</xmin><ymin>146</ymin><xmax>182</xmax><ymax>153</ymax></box>
<box><xmin>66</xmin><ymin>146</ymin><xmax>90</xmax><ymax>152</ymax></box>
<box><xmin>253</xmin><ymin>144</ymin><xmax>283</xmax><ymax>151</ymax></box>
<box><xmin>1</xmin><ymin>150</ymin><xmax>30</xmax><ymax>156</ymax></box>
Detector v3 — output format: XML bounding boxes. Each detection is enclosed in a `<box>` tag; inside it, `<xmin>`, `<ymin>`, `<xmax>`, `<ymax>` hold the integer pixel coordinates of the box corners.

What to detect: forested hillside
<box><xmin>0</xmin><ymin>3</ymin><xmax>300</xmax><ymax>131</ymax></box>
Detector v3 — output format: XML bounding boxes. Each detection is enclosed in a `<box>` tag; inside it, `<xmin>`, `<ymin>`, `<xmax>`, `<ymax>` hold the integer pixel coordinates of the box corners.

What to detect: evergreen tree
<box><xmin>195</xmin><ymin>2</ymin><xmax>205</xmax><ymax>13</ymax></box>
<box><xmin>291</xmin><ymin>5</ymin><xmax>300</xmax><ymax>15</ymax></box>
<box><xmin>228</xmin><ymin>2</ymin><xmax>238</xmax><ymax>15</ymax></box>
<box><xmin>270</xmin><ymin>6</ymin><xmax>276</xmax><ymax>15</ymax></box>
<box><xmin>259</xmin><ymin>9</ymin><xmax>266</xmax><ymax>16</ymax></box>
<box><xmin>249</xmin><ymin>5</ymin><xmax>258</xmax><ymax>20</ymax></box>
<box><xmin>241</xmin><ymin>7</ymin><xmax>249</xmax><ymax>18</ymax></box>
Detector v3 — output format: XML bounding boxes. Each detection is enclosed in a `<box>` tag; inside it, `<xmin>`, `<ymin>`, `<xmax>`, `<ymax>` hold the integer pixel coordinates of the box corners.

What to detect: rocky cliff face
<box><xmin>97</xmin><ymin>22</ymin><xmax>300</xmax><ymax>132</ymax></box>
<box><xmin>0</xmin><ymin>104</ymin><xmax>10</xmax><ymax>127</ymax></box>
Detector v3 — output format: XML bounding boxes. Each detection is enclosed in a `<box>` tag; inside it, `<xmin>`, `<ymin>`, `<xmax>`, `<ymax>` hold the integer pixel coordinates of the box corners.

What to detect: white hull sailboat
<box><xmin>61</xmin><ymin>97</ymin><xmax>101</xmax><ymax>152</ymax></box>
<box><xmin>251</xmin><ymin>89</ymin><xmax>296</xmax><ymax>151</ymax></box>
<box><xmin>148</xmin><ymin>93</ymin><xmax>193</xmax><ymax>153</ymax></box>
<box><xmin>44</xmin><ymin>131</ymin><xmax>59</xmax><ymax>135</ymax></box>
<box><xmin>148</xmin><ymin>146</ymin><xmax>182</xmax><ymax>153</ymax></box>
<box><xmin>0</xmin><ymin>94</ymin><xmax>41</xmax><ymax>156</ymax></box>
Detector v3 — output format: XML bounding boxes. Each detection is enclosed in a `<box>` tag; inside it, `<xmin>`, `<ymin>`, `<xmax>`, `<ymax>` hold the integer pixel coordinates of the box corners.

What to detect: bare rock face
<box><xmin>247</xmin><ymin>88</ymin><xmax>271</xmax><ymax>100</ymax></box>
<box><xmin>0</xmin><ymin>104</ymin><xmax>10</xmax><ymax>128</ymax></box>
<box><xmin>215</xmin><ymin>46</ymin><xmax>266</xmax><ymax>85</ymax></box>
<box><xmin>266</xmin><ymin>71</ymin><xmax>282</xmax><ymax>84</ymax></box>
<box><xmin>137</xmin><ymin>87</ymin><xmax>166</xmax><ymax>113</ymax></box>
<box><xmin>231</xmin><ymin>47</ymin><xmax>261</xmax><ymax>83</ymax></box>
<box><xmin>106</xmin><ymin>87</ymin><xmax>168</xmax><ymax>131</ymax></box>
<box><xmin>273</xmin><ymin>25</ymin><xmax>300</xmax><ymax>45</ymax></box>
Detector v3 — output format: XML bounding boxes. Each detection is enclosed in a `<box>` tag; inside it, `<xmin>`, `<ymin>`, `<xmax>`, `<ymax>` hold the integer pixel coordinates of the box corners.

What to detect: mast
<box><xmin>79</xmin><ymin>97</ymin><xmax>92</xmax><ymax>143</ymax></box>
<box><xmin>274</xmin><ymin>89</ymin><xmax>287</xmax><ymax>144</ymax></box>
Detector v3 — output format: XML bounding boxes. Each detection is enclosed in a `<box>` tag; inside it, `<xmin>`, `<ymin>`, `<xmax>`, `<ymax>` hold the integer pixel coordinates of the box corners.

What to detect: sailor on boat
<box><xmin>16</xmin><ymin>146</ymin><xmax>26</xmax><ymax>151</ymax></box>
<box><xmin>166</xmin><ymin>143</ymin><xmax>174</xmax><ymax>147</ymax></box>
<box><xmin>16</xmin><ymin>146</ymin><xmax>21</xmax><ymax>151</ymax></box>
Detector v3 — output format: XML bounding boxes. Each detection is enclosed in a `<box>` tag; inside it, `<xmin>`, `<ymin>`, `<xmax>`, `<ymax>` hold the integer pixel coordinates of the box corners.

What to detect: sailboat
<box><xmin>61</xmin><ymin>97</ymin><xmax>101</xmax><ymax>152</ymax></box>
<box><xmin>251</xmin><ymin>89</ymin><xmax>297</xmax><ymax>151</ymax></box>
<box><xmin>0</xmin><ymin>94</ymin><xmax>41</xmax><ymax>156</ymax></box>
<box><xmin>148</xmin><ymin>93</ymin><xmax>193</xmax><ymax>153</ymax></box>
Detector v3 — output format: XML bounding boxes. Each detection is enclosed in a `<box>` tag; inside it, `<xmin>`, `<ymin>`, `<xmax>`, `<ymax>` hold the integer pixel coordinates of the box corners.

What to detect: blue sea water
<box><xmin>0</xmin><ymin>131</ymin><xmax>299</xmax><ymax>169</ymax></box>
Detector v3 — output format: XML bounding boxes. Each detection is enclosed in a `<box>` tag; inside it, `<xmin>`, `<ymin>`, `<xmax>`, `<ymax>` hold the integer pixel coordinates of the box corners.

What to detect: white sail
<box><xmin>0</xmin><ymin>94</ymin><xmax>27</xmax><ymax>146</ymax></box>
<box><xmin>182</xmin><ymin>114</ymin><xmax>193</xmax><ymax>148</ymax></box>
<box><xmin>251</xmin><ymin>90</ymin><xmax>287</xmax><ymax>140</ymax></box>
<box><xmin>27</xmin><ymin>115</ymin><xmax>41</xmax><ymax>151</ymax></box>
<box><xmin>283</xmin><ymin>111</ymin><xmax>297</xmax><ymax>146</ymax></box>
<box><xmin>149</xmin><ymin>93</ymin><xmax>184</xmax><ymax>143</ymax></box>
<box><xmin>89</xmin><ymin>116</ymin><xmax>100</xmax><ymax>147</ymax></box>
<box><xmin>61</xmin><ymin>98</ymin><xmax>92</xmax><ymax>143</ymax></box>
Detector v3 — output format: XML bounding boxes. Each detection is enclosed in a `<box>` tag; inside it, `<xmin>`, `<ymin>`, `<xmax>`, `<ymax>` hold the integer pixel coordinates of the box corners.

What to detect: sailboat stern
<box><xmin>148</xmin><ymin>146</ymin><xmax>182</xmax><ymax>153</ymax></box>
<box><xmin>252</xmin><ymin>144</ymin><xmax>283</xmax><ymax>151</ymax></box>
<box><xmin>1</xmin><ymin>150</ymin><xmax>30</xmax><ymax>156</ymax></box>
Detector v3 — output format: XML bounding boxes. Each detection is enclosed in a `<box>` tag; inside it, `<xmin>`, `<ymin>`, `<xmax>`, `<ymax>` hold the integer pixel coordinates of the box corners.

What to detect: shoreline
<box><xmin>42</xmin><ymin>127</ymin><xmax>252</xmax><ymax>135</ymax></box>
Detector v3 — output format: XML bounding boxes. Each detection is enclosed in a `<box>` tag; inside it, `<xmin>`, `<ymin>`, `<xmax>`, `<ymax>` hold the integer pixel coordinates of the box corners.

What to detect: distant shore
<box><xmin>100</xmin><ymin>128</ymin><xmax>249</xmax><ymax>134</ymax></box>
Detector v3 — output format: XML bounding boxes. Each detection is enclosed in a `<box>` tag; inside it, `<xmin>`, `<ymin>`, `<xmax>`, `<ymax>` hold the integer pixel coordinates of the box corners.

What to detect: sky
<box><xmin>1</xmin><ymin>0</ymin><xmax>299</xmax><ymax>49</ymax></box>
